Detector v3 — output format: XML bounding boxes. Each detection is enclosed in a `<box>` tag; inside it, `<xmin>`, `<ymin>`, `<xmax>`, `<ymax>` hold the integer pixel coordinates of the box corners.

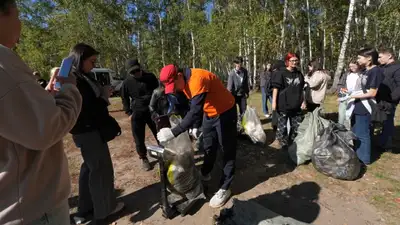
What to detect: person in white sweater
<box><xmin>0</xmin><ymin>1</ymin><xmax>82</xmax><ymax>224</ymax></box>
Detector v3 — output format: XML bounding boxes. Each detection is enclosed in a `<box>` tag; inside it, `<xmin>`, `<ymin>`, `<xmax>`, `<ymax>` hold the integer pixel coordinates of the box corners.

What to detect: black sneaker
<box><xmin>142</xmin><ymin>158</ymin><xmax>152</xmax><ymax>171</ymax></box>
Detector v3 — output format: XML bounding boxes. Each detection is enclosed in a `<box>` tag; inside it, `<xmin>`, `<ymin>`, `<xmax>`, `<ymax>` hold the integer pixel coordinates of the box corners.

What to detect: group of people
<box><xmin>1</xmin><ymin>1</ymin><xmax>399</xmax><ymax>225</ymax></box>
<box><xmin>259</xmin><ymin>54</ymin><xmax>331</xmax><ymax>149</ymax></box>
<box><xmin>258</xmin><ymin>48</ymin><xmax>399</xmax><ymax>167</ymax></box>
<box><xmin>337</xmin><ymin>48</ymin><xmax>400</xmax><ymax>165</ymax></box>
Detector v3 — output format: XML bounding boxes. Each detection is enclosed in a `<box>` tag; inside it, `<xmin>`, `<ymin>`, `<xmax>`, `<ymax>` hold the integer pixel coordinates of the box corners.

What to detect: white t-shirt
<box><xmin>346</xmin><ymin>72</ymin><xmax>361</xmax><ymax>93</ymax></box>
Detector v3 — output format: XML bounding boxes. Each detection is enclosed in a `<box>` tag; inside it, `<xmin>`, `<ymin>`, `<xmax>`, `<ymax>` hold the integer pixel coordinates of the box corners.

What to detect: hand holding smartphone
<box><xmin>54</xmin><ymin>56</ymin><xmax>74</xmax><ymax>89</ymax></box>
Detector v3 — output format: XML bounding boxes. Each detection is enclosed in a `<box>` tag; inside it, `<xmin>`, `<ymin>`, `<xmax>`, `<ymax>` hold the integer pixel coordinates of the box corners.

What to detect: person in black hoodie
<box><xmin>121</xmin><ymin>59</ymin><xmax>159</xmax><ymax>171</ymax></box>
<box><xmin>227</xmin><ymin>56</ymin><xmax>249</xmax><ymax>118</ymax></box>
<box><xmin>69</xmin><ymin>43</ymin><xmax>124</xmax><ymax>224</ymax></box>
<box><xmin>270</xmin><ymin>53</ymin><xmax>306</xmax><ymax>149</ymax></box>
<box><xmin>377</xmin><ymin>48</ymin><xmax>400</xmax><ymax>151</ymax></box>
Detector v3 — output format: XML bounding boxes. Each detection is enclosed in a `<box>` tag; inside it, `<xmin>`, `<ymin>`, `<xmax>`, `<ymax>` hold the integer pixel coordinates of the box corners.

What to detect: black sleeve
<box><xmin>121</xmin><ymin>80</ymin><xmax>132</xmax><ymax>115</ymax></box>
<box><xmin>368</xmin><ymin>68</ymin><xmax>383</xmax><ymax>89</ymax></box>
<box><xmin>171</xmin><ymin>93</ymin><xmax>206</xmax><ymax>137</ymax></box>
<box><xmin>150</xmin><ymin>73</ymin><xmax>159</xmax><ymax>91</ymax></box>
<box><xmin>243</xmin><ymin>69</ymin><xmax>250</xmax><ymax>94</ymax></box>
<box><xmin>391</xmin><ymin>69</ymin><xmax>400</xmax><ymax>102</ymax></box>
<box><xmin>271</xmin><ymin>71</ymin><xmax>283</xmax><ymax>89</ymax></box>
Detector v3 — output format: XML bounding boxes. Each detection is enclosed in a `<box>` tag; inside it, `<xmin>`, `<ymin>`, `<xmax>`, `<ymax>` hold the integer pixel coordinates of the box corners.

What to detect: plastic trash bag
<box><xmin>288</xmin><ymin>108</ymin><xmax>330</xmax><ymax>165</ymax></box>
<box><xmin>311</xmin><ymin>123</ymin><xmax>361</xmax><ymax>180</ymax></box>
<box><xmin>242</xmin><ymin>106</ymin><xmax>266</xmax><ymax>144</ymax></box>
<box><xmin>163</xmin><ymin>115</ymin><xmax>203</xmax><ymax>199</ymax></box>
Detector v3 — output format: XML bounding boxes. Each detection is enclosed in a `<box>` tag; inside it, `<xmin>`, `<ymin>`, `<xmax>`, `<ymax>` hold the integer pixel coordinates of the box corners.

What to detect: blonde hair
<box><xmin>50</xmin><ymin>67</ymin><xmax>60</xmax><ymax>77</ymax></box>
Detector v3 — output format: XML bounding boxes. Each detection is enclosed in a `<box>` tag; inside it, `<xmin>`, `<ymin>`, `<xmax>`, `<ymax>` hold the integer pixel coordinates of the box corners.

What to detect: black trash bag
<box><xmin>311</xmin><ymin>123</ymin><xmax>361</xmax><ymax>180</ymax></box>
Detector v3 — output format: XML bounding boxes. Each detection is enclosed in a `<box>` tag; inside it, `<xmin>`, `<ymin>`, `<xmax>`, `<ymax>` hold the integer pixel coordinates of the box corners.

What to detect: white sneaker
<box><xmin>201</xmin><ymin>173</ymin><xmax>212</xmax><ymax>182</ymax></box>
<box><xmin>265</xmin><ymin>114</ymin><xmax>271</xmax><ymax>119</ymax></box>
<box><xmin>209</xmin><ymin>189</ymin><xmax>231</xmax><ymax>208</ymax></box>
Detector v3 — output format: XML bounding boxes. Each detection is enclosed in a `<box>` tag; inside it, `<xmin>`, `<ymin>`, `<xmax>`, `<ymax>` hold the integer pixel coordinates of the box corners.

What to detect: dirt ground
<box><xmin>65</xmin><ymin>94</ymin><xmax>400</xmax><ymax>225</ymax></box>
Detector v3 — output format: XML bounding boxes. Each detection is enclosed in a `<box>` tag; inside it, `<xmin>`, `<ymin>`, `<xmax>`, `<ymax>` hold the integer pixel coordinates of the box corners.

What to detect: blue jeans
<box><xmin>261</xmin><ymin>87</ymin><xmax>272</xmax><ymax>115</ymax></box>
<box><xmin>379</xmin><ymin>104</ymin><xmax>397</xmax><ymax>149</ymax></box>
<box><xmin>352</xmin><ymin>114</ymin><xmax>372</xmax><ymax>165</ymax></box>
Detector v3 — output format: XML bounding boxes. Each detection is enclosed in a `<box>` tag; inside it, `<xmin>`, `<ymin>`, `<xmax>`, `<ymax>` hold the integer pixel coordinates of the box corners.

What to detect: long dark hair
<box><xmin>307</xmin><ymin>59</ymin><xmax>322</xmax><ymax>75</ymax></box>
<box><xmin>69</xmin><ymin>43</ymin><xmax>99</xmax><ymax>73</ymax></box>
<box><xmin>357</xmin><ymin>47</ymin><xmax>379</xmax><ymax>66</ymax></box>
<box><xmin>0</xmin><ymin>0</ymin><xmax>15</xmax><ymax>14</ymax></box>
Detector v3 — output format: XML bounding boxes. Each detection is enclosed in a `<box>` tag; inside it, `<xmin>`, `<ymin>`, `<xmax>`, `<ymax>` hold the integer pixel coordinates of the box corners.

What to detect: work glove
<box><xmin>157</xmin><ymin>128</ymin><xmax>175</xmax><ymax>144</ymax></box>
<box><xmin>191</xmin><ymin>128</ymin><xmax>201</xmax><ymax>139</ymax></box>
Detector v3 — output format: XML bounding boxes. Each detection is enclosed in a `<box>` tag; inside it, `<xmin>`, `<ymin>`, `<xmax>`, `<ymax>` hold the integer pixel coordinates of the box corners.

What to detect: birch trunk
<box><xmin>253</xmin><ymin>38</ymin><xmax>257</xmax><ymax>90</ymax></box>
<box><xmin>330</xmin><ymin>0</ymin><xmax>356</xmax><ymax>92</ymax></box>
<box><xmin>306</xmin><ymin>0</ymin><xmax>312</xmax><ymax>59</ymax></box>
<box><xmin>158</xmin><ymin>13</ymin><xmax>165</xmax><ymax>66</ymax></box>
<box><xmin>280</xmin><ymin>0</ymin><xmax>288</xmax><ymax>57</ymax></box>
<box><xmin>363</xmin><ymin>0</ymin><xmax>370</xmax><ymax>39</ymax></box>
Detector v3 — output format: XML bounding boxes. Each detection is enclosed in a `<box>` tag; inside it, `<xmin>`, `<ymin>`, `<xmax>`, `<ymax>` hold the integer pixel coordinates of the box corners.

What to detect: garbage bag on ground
<box><xmin>311</xmin><ymin>123</ymin><xmax>361</xmax><ymax>180</ymax></box>
<box><xmin>242</xmin><ymin>106</ymin><xmax>267</xmax><ymax>144</ymax></box>
<box><xmin>213</xmin><ymin>198</ymin><xmax>310</xmax><ymax>225</ymax></box>
<box><xmin>288</xmin><ymin>108</ymin><xmax>330</xmax><ymax>165</ymax></box>
<box><xmin>163</xmin><ymin>115</ymin><xmax>203</xmax><ymax>199</ymax></box>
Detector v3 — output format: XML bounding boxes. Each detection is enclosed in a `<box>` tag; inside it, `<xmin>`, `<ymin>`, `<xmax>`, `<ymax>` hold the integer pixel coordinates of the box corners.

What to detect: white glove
<box><xmin>191</xmin><ymin>128</ymin><xmax>201</xmax><ymax>139</ymax></box>
<box><xmin>157</xmin><ymin>128</ymin><xmax>175</xmax><ymax>144</ymax></box>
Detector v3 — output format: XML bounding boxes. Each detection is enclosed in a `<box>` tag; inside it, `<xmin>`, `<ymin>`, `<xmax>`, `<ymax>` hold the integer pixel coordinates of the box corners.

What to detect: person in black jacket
<box><xmin>227</xmin><ymin>56</ymin><xmax>249</xmax><ymax>118</ymax></box>
<box><xmin>270</xmin><ymin>53</ymin><xmax>306</xmax><ymax>149</ymax></box>
<box><xmin>260</xmin><ymin>63</ymin><xmax>272</xmax><ymax>118</ymax></box>
<box><xmin>69</xmin><ymin>43</ymin><xmax>124</xmax><ymax>224</ymax></box>
<box><xmin>377</xmin><ymin>48</ymin><xmax>400</xmax><ymax>151</ymax></box>
<box><xmin>121</xmin><ymin>59</ymin><xmax>159</xmax><ymax>171</ymax></box>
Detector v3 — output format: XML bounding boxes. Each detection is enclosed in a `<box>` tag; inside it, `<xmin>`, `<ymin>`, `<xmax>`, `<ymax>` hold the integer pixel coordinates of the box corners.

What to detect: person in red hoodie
<box><xmin>156</xmin><ymin>65</ymin><xmax>237</xmax><ymax>208</ymax></box>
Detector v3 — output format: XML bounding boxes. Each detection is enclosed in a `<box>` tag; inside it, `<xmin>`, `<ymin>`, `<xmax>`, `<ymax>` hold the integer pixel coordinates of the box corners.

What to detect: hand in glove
<box><xmin>157</xmin><ymin>128</ymin><xmax>175</xmax><ymax>144</ymax></box>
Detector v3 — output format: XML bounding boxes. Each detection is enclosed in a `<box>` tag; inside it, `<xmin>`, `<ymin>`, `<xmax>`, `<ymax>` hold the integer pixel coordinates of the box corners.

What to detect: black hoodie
<box><xmin>271</xmin><ymin>68</ymin><xmax>305</xmax><ymax>113</ymax></box>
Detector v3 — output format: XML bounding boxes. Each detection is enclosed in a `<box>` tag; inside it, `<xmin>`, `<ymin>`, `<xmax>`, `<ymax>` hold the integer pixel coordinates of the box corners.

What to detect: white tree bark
<box><xmin>280</xmin><ymin>0</ymin><xmax>288</xmax><ymax>57</ymax></box>
<box><xmin>253</xmin><ymin>38</ymin><xmax>257</xmax><ymax>90</ymax></box>
<box><xmin>363</xmin><ymin>0</ymin><xmax>370</xmax><ymax>39</ymax></box>
<box><xmin>239</xmin><ymin>39</ymin><xmax>242</xmax><ymax>56</ymax></box>
<box><xmin>306</xmin><ymin>0</ymin><xmax>312</xmax><ymax>59</ymax></box>
<box><xmin>191</xmin><ymin>31</ymin><xmax>196</xmax><ymax>68</ymax></box>
<box><xmin>331</xmin><ymin>0</ymin><xmax>356</xmax><ymax>91</ymax></box>
<box><xmin>158</xmin><ymin>12</ymin><xmax>165</xmax><ymax>66</ymax></box>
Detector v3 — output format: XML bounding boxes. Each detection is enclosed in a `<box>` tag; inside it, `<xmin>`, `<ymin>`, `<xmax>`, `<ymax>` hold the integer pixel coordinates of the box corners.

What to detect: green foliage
<box><xmin>14</xmin><ymin>0</ymin><xmax>400</xmax><ymax>81</ymax></box>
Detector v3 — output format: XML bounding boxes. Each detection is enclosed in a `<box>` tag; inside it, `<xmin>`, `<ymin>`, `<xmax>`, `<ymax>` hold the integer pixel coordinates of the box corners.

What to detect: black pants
<box><xmin>72</xmin><ymin>131</ymin><xmax>116</xmax><ymax>220</ymax></box>
<box><xmin>131</xmin><ymin>111</ymin><xmax>158</xmax><ymax>159</ymax></box>
<box><xmin>234</xmin><ymin>95</ymin><xmax>247</xmax><ymax>117</ymax></box>
<box><xmin>201</xmin><ymin>106</ymin><xmax>237</xmax><ymax>190</ymax></box>
<box><xmin>306</xmin><ymin>102</ymin><xmax>320</xmax><ymax>112</ymax></box>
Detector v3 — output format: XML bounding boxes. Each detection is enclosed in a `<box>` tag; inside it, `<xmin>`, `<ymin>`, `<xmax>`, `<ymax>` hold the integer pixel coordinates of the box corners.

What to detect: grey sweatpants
<box><xmin>73</xmin><ymin>131</ymin><xmax>117</xmax><ymax>220</ymax></box>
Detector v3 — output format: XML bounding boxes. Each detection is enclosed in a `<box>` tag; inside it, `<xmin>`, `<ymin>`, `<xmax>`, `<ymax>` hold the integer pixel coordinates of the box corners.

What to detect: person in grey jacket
<box><xmin>227</xmin><ymin>56</ymin><xmax>249</xmax><ymax>118</ymax></box>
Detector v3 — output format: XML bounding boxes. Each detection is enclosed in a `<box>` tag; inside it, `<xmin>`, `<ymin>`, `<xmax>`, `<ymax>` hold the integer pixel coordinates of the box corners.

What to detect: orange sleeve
<box><xmin>188</xmin><ymin>75</ymin><xmax>210</xmax><ymax>97</ymax></box>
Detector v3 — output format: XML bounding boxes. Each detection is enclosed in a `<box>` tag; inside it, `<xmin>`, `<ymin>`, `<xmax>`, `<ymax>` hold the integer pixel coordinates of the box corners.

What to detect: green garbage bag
<box><xmin>288</xmin><ymin>108</ymin><xmax>330</xmax><ymax>165</ymax></box>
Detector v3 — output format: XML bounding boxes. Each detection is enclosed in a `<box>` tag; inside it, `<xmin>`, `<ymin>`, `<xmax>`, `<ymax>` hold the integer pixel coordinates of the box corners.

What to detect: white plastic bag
<box><xmin>242</xmin><ymin>106</ymin><xmax>266</xmax><ymax>144</ymax></box>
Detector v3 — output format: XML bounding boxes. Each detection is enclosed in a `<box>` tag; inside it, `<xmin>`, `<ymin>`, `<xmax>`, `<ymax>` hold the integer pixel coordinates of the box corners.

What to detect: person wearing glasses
<box><xmin>121</xmin><ymin>59</ymin><xmax>159</xmax><ymax>171</ymax></box>
<box><xmin>269</xmin><ymin>53</ymin><xmax>306</xmax><ymax>150</ymax></box>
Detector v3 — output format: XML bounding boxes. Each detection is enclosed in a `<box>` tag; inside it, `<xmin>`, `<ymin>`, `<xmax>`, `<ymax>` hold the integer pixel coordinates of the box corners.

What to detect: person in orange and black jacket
<box><xmin>156</xmin><ymin>65</ymin><xmax>236</xmax><ymax>209</ymax></box>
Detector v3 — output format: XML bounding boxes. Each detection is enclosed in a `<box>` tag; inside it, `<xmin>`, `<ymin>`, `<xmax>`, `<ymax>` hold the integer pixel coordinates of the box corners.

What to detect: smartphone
<box><xmin>55</xmin><ymin>56</ymin><xmax>74</xmax><ymax>89</ymax></box>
